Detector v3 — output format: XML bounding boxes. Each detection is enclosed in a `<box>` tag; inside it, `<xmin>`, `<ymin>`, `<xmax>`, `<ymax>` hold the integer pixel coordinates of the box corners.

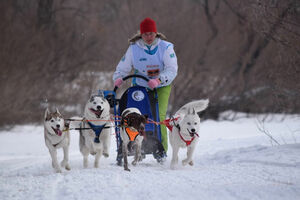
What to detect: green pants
<box><xmin>149</xmin><ymin>85</ymin><xmax>171</xmax><ymax>152</ymax></box>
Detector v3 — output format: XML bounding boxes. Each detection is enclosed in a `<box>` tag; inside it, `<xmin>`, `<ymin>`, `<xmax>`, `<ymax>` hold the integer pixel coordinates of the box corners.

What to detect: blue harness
<box><xmin>87</xmin><ymin>122</ymin><xmax>107</xmax><ymax>143</ymax></box>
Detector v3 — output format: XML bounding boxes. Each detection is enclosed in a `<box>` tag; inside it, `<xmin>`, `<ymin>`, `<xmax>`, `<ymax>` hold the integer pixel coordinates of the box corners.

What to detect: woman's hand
<box><xmin>148</xmin><ymin>78</ymin><xmax>160</xmax><ymax>89</ymax></box>
<box><xmin>114</xmin><ymin>78</ymin><xmax>123</xmax><ymax>87</ymax></box>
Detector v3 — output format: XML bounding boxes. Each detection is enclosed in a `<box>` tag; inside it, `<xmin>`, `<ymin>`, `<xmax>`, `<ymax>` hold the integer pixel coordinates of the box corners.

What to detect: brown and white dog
<box><xmin>120</xmin><ymin>108</ymin><xmax>148</xmax><ymax>171</ymax></box>
<box><xmin>44</xmin><ymin>108</ymin><xmax>71</xmax><ymax>173</ymax></box>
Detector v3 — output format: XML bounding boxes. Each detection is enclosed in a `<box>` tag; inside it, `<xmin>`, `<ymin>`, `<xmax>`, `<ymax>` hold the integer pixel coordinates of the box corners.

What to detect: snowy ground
<box><xmin>1</xmin><ymin>114</ymin><xmax>300</xmax><ymax>200</ymax></box>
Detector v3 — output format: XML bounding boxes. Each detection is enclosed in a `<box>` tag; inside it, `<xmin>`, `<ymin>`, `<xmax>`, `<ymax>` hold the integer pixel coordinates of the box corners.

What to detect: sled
<box><xmin>101</xmin><ymin>75</ymin><xmax>166</xmax><ymax>165</ymax></box>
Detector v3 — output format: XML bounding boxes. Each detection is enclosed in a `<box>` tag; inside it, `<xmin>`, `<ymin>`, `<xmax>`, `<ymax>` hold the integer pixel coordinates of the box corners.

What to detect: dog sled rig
<box><xmin>64</xmin><ymin>75</ymin><xmax>180</xmax><ymax>165</ymax></box>
<box><xmin>104</xmin><ymin>74</ymin><xmax>170</xmax><ymax>165</ymax></box>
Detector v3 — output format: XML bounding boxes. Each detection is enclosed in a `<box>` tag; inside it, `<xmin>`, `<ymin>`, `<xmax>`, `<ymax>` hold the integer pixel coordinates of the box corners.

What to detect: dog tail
<box><xmin>175</xmin><ymin>99</ymin><xmax>209</xmax><ymax>115</ymax></box>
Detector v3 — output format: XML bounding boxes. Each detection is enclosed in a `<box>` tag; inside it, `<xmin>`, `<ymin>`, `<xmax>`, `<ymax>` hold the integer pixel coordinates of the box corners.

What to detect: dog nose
<box><xmin>97</xmin><ymin>105</ymin><xmax>102</xmax><ymax>110</ymax></box>
<box><xmin>191</xmin><ymin>128</ymin><xmax>195</xmax><ymax>133</ymax></box>
<box><xmin>56</xmin><ymin>124</ymin><xmax>60</xmax><ymax>128</ymax></box>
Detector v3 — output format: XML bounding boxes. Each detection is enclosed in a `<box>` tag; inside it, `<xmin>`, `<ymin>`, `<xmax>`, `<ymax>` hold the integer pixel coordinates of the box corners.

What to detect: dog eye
<box><xmin>194</xmin><ymin>122</ymin><xmax>197</xmax><ymax>125</ymax></box>
<box><xmin>101</xmin><ymin>102</ymin><xmax>103</xmax><ymax>104</ymax></box>
<box><xmin>51</xmin><ymin>119</ymin><xmax>54</xmax><ymax>122</ymax></box>
<box><xmin>93</xmin><ymin>102</ymin><xmax>96</xmax><ymax>104</ymax></box>
<box><xmin>187</xmin><ymin>122</ymin><xmax>191</xmax><ymax>125</ymax></box>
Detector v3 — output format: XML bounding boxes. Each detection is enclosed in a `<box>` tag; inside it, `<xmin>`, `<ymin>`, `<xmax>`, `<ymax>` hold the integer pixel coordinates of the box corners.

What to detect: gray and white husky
<box><xmin>169</xmin><ymin>99</ymin><xmax>209</xmax><ymax>169</ymax></box>
<box><xmin>44</xmin><ymin>108</ymin><xmax>71</xmax><ymax>173</ymax></box>
<box><xmin>79</xmin><ymin>95</ymin><xmax>112</xmax><ymax>168</ymax></box>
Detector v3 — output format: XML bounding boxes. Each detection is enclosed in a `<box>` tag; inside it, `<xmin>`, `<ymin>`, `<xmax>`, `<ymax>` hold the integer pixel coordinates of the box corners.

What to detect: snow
<box><xmin>1</xmin><ymin>114</ymin><xmax>300</xmax><ymax>200</ymax></box>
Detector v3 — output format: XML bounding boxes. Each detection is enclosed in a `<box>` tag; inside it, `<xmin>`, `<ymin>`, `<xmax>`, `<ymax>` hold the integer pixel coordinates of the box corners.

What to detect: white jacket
<box><xmin>113</xmin><ymin>38</ymin><xmax>178</xmax><ymax>88</ymax></box>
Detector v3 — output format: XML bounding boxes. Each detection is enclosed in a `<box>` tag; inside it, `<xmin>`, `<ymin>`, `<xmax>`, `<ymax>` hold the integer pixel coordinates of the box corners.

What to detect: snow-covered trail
<box><xmin>1</xmin><ymin>115</ymin><xmax>300</xmax><ymax>200</ymax></box>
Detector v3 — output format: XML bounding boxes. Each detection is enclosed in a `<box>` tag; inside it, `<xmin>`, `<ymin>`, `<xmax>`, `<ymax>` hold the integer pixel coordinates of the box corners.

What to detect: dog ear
<box><xmin>192</xmin><ymin>108</ymin><xmax>196</xmax><ymax>115</ymax></box>
<box><xmin>44</xmin><ymin>108</ymin><xmax>51</xmax><ymax>121</ymax></box>
<box><xmin>101</xmin><ymin>96</ymin><xmax>108</xmax><ymax>103</ymax></box>
<box><xmin>187</xmin><ymin>108</ymin><xmax>196</xmax><ymax>115</ymax></box>
<box><xmin>90</xmin><ymin>95</ymin><xmax>95</xmax><ymax>102</ymax></box>
<box><xmin>55</xmin><ymin>108</ymin><xmax>61</xmax><ymax>116</ymax></box>
<box><xmin>143</xmin><ymin>114</ymin><xmax>148</xmax><ymax>123</ymax></box>
<box><xmin>187</xmin><ymin>108</ymin><xmax>191</xmax><ymax>115</ymax></box>
<box><xmin>98</xmin><ymin>91</ymin><xmax>104</xmax><ymax>98</ymax></box>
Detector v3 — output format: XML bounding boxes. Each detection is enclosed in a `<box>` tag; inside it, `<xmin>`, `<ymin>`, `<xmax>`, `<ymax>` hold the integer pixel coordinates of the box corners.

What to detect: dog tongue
<box><xmin>57</xmin><ymin>129</ymin><xmax>62</xmax><ymax>136</ymax></box>
<box><xmin>90</xmin><ymin>108</ymin><xmax>102</xmax><ymax>118</ymax></box>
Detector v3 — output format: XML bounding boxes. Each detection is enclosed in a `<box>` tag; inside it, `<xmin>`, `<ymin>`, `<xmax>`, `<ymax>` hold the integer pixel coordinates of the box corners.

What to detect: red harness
<box><xmin>178</xmin><ymin>132</ymin><xmax>199</xmax><ymax>146</ymax></box>
<box><xmin>163</xmin><ymin>117</ymin><xmax>199</xmax><ymax>146</ymax></box>
<box><xmin>164</xmin><ymin>118</ymin><xmax>175</xmax><ymax>132</ymax></box>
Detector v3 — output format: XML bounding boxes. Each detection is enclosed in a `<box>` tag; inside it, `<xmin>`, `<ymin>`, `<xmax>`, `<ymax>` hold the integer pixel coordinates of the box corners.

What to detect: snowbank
<box><xmin>0</xmin><ymin>115</ymin><xmax>300</xmax><ymax>200</ymax></box>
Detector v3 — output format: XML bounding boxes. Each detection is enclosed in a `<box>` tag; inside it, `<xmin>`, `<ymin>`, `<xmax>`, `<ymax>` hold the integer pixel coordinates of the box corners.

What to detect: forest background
<box><xmin>1</xmin><ymin>0</ymin><xmax>299</xmax><ymax>127</ymax></box>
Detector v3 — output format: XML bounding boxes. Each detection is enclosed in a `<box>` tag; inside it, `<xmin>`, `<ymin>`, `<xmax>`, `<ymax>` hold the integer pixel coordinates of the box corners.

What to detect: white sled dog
<box><xmin>79</xmin><ymin>94</ymin><xmax>112</xmax><ymax>168</ymax></box>
<box><xmin>120</xmin><ymin>108</ymin><xmax>148</xmax><ymax>171</ymax></box>
<box><xmin>169</xmin><ymin>99</ymin><xmax>209</xmax><ymax>169</ymax></box>
<box><xmin>44</xmin><ymin>108</ymin><xmax>71</xmax><ymax>173</ymax></box>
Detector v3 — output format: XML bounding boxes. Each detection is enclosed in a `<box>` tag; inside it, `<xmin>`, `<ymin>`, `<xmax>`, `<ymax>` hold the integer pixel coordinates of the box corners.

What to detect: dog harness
<box><xmin>178</xmin><ymin>132</ymin><xmax>199</xmax><ymax>146</ymax></box>
<box><xmin>87</xmin><ymin>122</ymin><xmax>106</xmax><ymax>143</ymax></box>
<box><xmin>164</xmin><ymin>118</ymin><xmax>176</xmax><ymax>132</ymax></box>
<box><xmin>124</xmin><ymin>127</ymin><xmax>140</xmax><ymax>141</ymax></box>
<box><xmin>122</xmin><ymin>116</ymin><xmax>141</xmax><ymax>141</ymax></box>
<box><xmin>164</xmin><ymin>117</ymin><xmax>199</xmax><ymax>146</ymax></box>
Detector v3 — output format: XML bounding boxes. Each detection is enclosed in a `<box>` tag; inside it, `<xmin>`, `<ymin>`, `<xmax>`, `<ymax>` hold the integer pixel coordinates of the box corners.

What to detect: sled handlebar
<box><xmin>113</xmin><ymin>75</ymin><xmax>149</xmax><ymax>92</ymax></box>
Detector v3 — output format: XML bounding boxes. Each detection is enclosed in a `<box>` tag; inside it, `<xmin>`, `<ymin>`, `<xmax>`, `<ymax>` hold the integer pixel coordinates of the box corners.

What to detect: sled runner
<box><xmin>101</xmin><ymin>75</ymin><xmax>166</xmax><ymax>165</ymax></box>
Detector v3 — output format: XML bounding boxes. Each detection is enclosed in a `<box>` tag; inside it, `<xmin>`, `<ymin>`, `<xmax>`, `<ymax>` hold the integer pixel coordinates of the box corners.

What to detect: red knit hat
<box><xmin>140</xmin><ymin>18</ymin><xmax>157</xmax><ymax>34</ymax></box>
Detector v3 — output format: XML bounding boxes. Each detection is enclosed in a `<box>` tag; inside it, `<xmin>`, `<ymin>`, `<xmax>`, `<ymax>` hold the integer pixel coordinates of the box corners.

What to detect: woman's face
<box><xmin>141</xmin><ymin>32</ymin><xmax>157</xmax><ymax>45</ymax></box>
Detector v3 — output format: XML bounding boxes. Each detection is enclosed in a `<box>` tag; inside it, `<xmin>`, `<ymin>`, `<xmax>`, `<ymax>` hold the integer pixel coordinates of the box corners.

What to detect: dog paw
<box><xmin>132</xmin><ymin>160</ymin><xmax>137</xmax><ymax>166</ymax></box>
<box><xmin>182</xmin><ymin>159</ymin><xmax>189</xmax><ymax>166</ymax></box>
<box><xmin>55</xmin><ymin>168</ymin><xmax>62</xmax><ymax>173</ymax></box>
<box><xmin>103</xmin><ymin>153</ymin><xmax>109</xmax><ymax>158</ymax></box>
<box><xmin>61</xmin><ymin>160</ymin><xmax>68</xmax><ymax>167</ymax></box>
<box><xmin>65</xmin><ymin>164</ymin><xmax>71</xmax><ymax>170</ymax></box>
<box><xmin>117</xmin><ymin>160</ymin><xmax>123</xmax><ymax>166</ymax></box>
<box><xmin>124</xmin><ymin>168</ymin><xmax>131</xmax><ymax>172</ymax></box>
<box><xmin>138</xmin><ymin>155</ymin><xmax>144</xmax><ymax>162</ymax></box>
<box><xmin>189</xmin><ymin>161</ymin><xmax>194</xmax><ymax>166</ymax></box>
<box><xmin>170</xmin><ymin>164</ymin><xmax>176</xmax><ymax>170</ymax></box>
